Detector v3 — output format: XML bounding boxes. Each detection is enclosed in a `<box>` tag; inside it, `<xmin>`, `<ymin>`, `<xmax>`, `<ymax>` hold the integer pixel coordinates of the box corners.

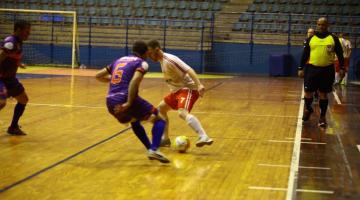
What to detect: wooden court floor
<box><xmin>0</xmin><ymin>69</ymin><xmax>359</xmax><ymax>200</ymax></box>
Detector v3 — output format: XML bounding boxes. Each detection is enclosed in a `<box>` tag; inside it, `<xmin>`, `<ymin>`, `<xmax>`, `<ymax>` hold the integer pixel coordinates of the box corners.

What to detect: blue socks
<box><xmin>10</xmin><ymin>103</ymin><xmax>26</xmax><ymax>128</ymax></box>
<box><xmin>151</xmin><ymin>119</ymin><xmax>166</xmax><ymax>151</ymax></box>
<box><xmin>130</xmin><ymin>119</ymin><xmax>166</xmax><ymax>151</ymax></box>
<box><xmin>131</xmin><ymin>121</ymin><xmax>151</xmax><ymax>149</ymax></box>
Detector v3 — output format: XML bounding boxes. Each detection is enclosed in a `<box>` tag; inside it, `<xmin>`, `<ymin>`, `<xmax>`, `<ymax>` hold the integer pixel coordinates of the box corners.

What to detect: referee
<box><xmin>298</xmin><ymin>17</ymin><xmax>345</xmax><ymax>127</ymax></box>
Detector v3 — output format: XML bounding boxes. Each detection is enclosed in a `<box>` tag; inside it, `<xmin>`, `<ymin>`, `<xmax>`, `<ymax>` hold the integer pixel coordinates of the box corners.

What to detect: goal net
<box><xmin>0</xmin><ymin>8</ymin><xmax>78</xmax><ymax>68</ymax></box>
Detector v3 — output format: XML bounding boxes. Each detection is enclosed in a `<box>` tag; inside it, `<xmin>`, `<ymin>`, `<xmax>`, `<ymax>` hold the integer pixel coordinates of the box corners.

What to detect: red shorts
<box><xmin>164</xmin><ymin>89</ymin><xmax>199</xmax><ymax>112</ymax></box>
<box><xmin>335</xmin><ymin>58</ymin><xmax>350</xmax><ymax>72</ymax></box>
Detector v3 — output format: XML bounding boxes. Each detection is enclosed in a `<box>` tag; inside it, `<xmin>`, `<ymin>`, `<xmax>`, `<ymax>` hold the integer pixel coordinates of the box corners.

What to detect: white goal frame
<box><xmin>0</xmin><ymin>8</ymin><xmax>77</xmax><ymax>68</ymax></box>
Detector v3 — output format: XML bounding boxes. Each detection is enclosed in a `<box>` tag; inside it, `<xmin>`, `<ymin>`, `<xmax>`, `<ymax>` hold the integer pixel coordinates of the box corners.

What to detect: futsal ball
<box><xmin>172</xmin><ymin>136</ymin><xmax>190</xmax><ymax>153</ymax></box>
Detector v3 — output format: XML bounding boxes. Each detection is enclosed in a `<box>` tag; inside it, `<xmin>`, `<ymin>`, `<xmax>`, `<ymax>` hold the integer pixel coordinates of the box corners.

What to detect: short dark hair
<box><xmin>147</xmin><ymin>40</ymin><xmax>161</xmax><ymax>49</ymax></box>
<box><xmin>132</xmin><ymin>41</ymin><xmax>148</xmax><ymax>56</ymax></box>
<box><xmin>14</xmin><ymin>20</ymin><xmax>31</xmax><ymax>32</ymax></box>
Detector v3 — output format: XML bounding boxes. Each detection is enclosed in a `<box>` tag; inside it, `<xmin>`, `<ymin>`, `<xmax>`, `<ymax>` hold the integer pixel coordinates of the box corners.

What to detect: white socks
<box><xmin>185</xmin><ymin>114</ymin><xmax>207</xmax><ymax>138</ymax></box>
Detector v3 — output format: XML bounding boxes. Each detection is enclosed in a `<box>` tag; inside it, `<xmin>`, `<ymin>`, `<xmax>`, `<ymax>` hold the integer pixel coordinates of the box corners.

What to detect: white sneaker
<box><xmin>147</xmin><ymin>149</ymin><xmax>170</xmax><ymax>163</ymax></box>
<box><xmin>196</xmin><ymin>136</ymin><xmax>213</xmax><ymax>147</ymax></box>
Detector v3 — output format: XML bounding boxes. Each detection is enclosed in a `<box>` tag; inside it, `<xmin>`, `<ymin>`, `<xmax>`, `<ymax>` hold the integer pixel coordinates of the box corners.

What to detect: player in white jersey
<box><xmin>147</xmin><ymin>40</ymin><xmax>213</xmax><ymax>147</ymax></box>
<box><xmin>335</xmin><ymin>33</ymin><xmax>352</xmax><ymax>85</ymax></box>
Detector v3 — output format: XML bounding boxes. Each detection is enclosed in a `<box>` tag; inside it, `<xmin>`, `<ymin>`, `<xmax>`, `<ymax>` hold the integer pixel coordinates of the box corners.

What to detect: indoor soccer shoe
<box><xmin>196</xmin><ymin>136</ymin><xmax>213</xmax><ymax>147</ymax></box>
<box><xmin>318</xmin><ymin>117</ymin><xmax>327</xmax><ymax>128</ymax></box>
<box><xmin>160</xmin><ymin>138</ymin><xmax>171</xmax><ymax>147</ymax></box>
<box><xmin>7</xmin><ymin>126</ymin><xmax>27</xmax><ymax>135</ymax></box>
<box><xmin>147</xmin><ymin>149</ymin><xmax>170</xmax><ymax>163</ymax></box>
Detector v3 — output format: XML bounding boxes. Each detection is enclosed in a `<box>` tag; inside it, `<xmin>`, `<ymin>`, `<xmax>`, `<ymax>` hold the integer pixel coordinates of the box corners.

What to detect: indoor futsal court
<box><xmin>0</xmin><ymin>67</ymin><xmax>359</xmax><ymax>199</ymax></box>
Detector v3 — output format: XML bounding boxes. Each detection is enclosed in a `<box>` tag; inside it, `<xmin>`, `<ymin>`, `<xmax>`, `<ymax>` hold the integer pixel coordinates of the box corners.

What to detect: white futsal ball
<box><xmin>172</xmin><ymin>136</ymin><xmax>190</xmax><ymax>153</ymax></box>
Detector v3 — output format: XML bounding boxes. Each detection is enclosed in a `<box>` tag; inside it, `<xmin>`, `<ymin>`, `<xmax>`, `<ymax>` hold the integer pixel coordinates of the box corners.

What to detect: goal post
<box><xmin>0</xmin><ymin>8</ymin><xmax>78</xmax><ymax>69</ymax></box>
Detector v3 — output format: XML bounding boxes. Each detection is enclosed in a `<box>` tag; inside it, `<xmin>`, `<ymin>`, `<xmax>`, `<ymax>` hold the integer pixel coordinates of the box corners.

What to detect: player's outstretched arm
<box><xmin>95</xmin><ymin>67</ymin><xmax>111</xmax><ymax>82</ymax></box>
<box><xmin>187</xmin><ymin>68</ymin><xmax>205</xmax><ymax>96</ymax></box>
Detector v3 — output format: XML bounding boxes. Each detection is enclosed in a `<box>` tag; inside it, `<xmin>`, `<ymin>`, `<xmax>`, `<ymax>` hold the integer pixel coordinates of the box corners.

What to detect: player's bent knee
<box><xmin>177</xmin><ymin>109</ymin><xmax>188</xmax><ymax>119</ymax></box>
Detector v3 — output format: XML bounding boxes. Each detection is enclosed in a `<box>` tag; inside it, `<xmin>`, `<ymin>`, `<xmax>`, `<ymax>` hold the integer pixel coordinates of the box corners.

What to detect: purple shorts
<box><xmin>0</xmin><ymin>78</ymin><xmax>24</xmax><ymax>98</ymax></box>
<box><xmin>107</xmin><ymin>95</ymin><xmax>156</xmax><ymax>124</ymax></box>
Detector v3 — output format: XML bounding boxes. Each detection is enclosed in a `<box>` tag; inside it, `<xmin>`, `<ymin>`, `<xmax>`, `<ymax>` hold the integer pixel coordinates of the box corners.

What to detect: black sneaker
<box><xmin>318</xmin><ymin>117</ymin><xmax>327</xmax><ymax>128</ymax></box>
<box><xmin>302</xmin><ymin>109</ymin><xmax>313</xmax><ymax>121</ymax></box>
<box><xmin>7</xmin><ymin>126</ymin><xmax>27</xmax><ymax>135</ymax></box>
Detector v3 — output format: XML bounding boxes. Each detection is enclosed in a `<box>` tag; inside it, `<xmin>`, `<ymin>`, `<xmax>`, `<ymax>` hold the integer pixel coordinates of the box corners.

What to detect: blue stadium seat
<box><xmin>146</xmin><ymin>8</ymin><xmax>155</xmax><ymax>18</ymax></box>
<box><xmin>157</xmin><ymin>8</ymin><xmax>167</xmax><ymax>18</ymax></box>
<box><xmin>291</xmin><ymin>14</ymin><xmax>303</xmax><ymax>23</ymax></box>
<box><xmin>134</xmin><ymin>0</ymin><xmax>143</xmax><ymax>8</ymax></box>
<box><xmin>109</xmin><ymin>0</ymin><xmax>118</xmax><ymax>7</ymax></box>
<box><xmin>122</xmin><ymin>0</ymin><xmax>130</xmax><ymax>7</ymax></box>
<box><xmin>278</xmin><ymin>0</ymin><xmax>287</xmax><ymax>4</ymax></box>
<box><xmin>88</xmin><ymin>7</ymin><xmax>97</xmax><ymax>16</ymax></box>
<box><xmin>64</xmin><ymin>0</ymin><xmax>72</xmax><ymax>5</ymax></box>
<box><xmin>239</xmin><ymin>13</ymin><xmax>251</xmax><ymax>22</ymax></box>
<box><xmin>170</xmin><ymin>9</ymin><xmax>179</xmax><ymax>18</ymax></box>
<box><xmin>200</xmin><ymin>2</ymin><xmax>210</xmax><ymax>11</ymax></box>
<box><xmin>193</xmin><ymin>10</ymin><xmax>202</xmax><ymax>19</ymax></box>
<box><xmin>135</xmin><ymin>8</ymin><xmax>144</xmax><ymax>17</ymax></box>
<box><xmin>189</xmin><ymin>2</ymin><xmax>198</xmax><ymax>10</ymax></box>
<box><xmin>156</xmin><ymin>0</ymin><xmax>165</xmax><ymax>9</ymax></box>
<box><xmin>212</xmin><ymin>2</ymin><xmax>221</xmax><ymax>11</ymax></box>
<box><xmin>270</xmin><ymin>4</ymin><xmax>279</xmax><ymax>13</ymax></box>
<box><xmin>123</xmin><ymin>7</ymin><xmax>132</xmax><ymax>17</ymax></box>
<box><xmin>112</xmin><ymin>18</ymin><xmax>122</xmax><ymax>26</ymax></box>
<box><xmin>111</xmin><ymin>8</ymin><xmax>120</xmax><ymax>16</ymax></box>
<box><xmin>144</xmin><ymin>0</ymin><xmax>152</xmax><ymax>8</ymax></box>
<box><xmin>166</xmin><ymin>1</ymin><xmax>176</xmax><ymax>9</ymax></box>
<box><xmin>76</xmin><ymin>7</ymin><xmax>85</xmax><ymax>15</ymax></box>
<box><xmin>259</xmin><ymin>4</ymin><xmax>268</xmax><ymax>12</ymax></box>
<box><xmin>178</xmin><ymin>1</ymin><xmax>187</xmax><ymax>10</ymax></box>
<box><xmin>267</xmin><ymin>0</ymin><xmax>275</xmax><ymax>4</ymax></box>
<box><xmin>99</xmin><ymin>7</ymin><xmax>108</xmax><ymax>16</ymax></box>
<box><xmin>98</xmin><ymin>0</ymin><xmax>107</xmax><ymax>7</ymax></box>
<box><xmin>253</xmin><ymin>0</ymin><xmax>263</xmax><ymax>4</ymax></box>
<box><xmin>87</xmin><ymin>0</ymin><xmax>95</xmax><ymax>6</ymax></box>
<box><xmin>182</xmin><ymin>10</ymin><xmax>192</xmax><ymax>19</ymax></box>
<box><xmin>247</xmin><ymin>4</ymin><xmax>256</xmax><ymax>12</ymax></box>
<box><xmin>100</xmin><ymin>18</ymin><xmax>110</xmax><ymax>26</ymax></box>
<box><xmin>203</xmin><ymin>12</ymin><xmax>213</xmax><ymax>21</ymax></box>
<box><xmin>76</xmin><ymin>0</ymin><xmax>84</xmax><ymax>6</ymax></box>
<box><xmin>233</xmin><ymin>22</ymin><xmax>244</xmax><ymax>31</ymax></box>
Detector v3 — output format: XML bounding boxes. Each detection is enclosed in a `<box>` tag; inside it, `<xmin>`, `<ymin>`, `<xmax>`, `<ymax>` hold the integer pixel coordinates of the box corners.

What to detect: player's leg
<box><xmin>176</xmin><ymin>89</ymin><xmax>213</xmax><ymax>147</ymax></box>
<box><xmin>158</xmin><ymin>100</ymin><xmax>172</xmax><ymax>147</ymax></box>
<box><xmin>0</xmin><ymin>81</ymin><xmax>7</xmax><ymax>110</ymax></box>
<box><xmin>334</xmin><ymin>59</ymin><xmax>340</xmax><ymax>84</ymax></box>
<box><xmin>133</xmin><ymin>96</ymin><xmax>170</xmax><ymax>163</ymax></box>
<box><xmin>303</xmin><ymin>66</ymin><xmax>317</xmax><ymax>121</ymax></box>
<box><xmin>130</xmin><ymin>120</ymin><xmax>151</xmax><ymax>150</ymax></box>
<box><xmin>5</xmin><ymin>79</ymin><xmax>28</xmax><ymax>135</ymax></box>
<box><xmin>318</xmin><ymin>66</ymin><xmax>335</xmax><ymax>127</ymax></box>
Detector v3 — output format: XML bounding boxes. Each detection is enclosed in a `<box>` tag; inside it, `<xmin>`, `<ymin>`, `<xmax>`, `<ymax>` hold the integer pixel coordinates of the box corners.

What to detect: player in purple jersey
<box><xmin>95</xmin><ymin>41</ymin><xmax>170</xmax><ymax>163</ymax></box>
<box><xmin>0</xmin><ymin>20</ymin><xmax>31</xmax><ymax>135</ymax></box>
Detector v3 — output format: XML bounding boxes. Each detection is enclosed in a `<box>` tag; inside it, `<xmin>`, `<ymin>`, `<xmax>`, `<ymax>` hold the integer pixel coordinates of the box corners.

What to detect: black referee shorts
<box><xmin>304</xmin><ymin>64</ymin><xmax>335</xmax><ymax>93</ymax></box>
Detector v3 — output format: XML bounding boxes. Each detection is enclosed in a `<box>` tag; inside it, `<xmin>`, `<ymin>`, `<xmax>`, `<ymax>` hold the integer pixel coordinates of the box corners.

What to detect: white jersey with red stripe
<box><xmin>160</xmin><ymin>53</ymin><xmax>196</xmax><ymax>92</ymax></box>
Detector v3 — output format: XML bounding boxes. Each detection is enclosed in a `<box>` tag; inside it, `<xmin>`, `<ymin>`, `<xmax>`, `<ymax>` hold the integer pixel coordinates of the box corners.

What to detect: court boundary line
<box><xmin>249</xmin><ymin>186</ymin><xmax>334</xmax><ymax>194</ymax></box>
<box><xmin>332</xmin><ymin>91</ymin><xmax>342</xmax><ymax>105</ymax></box>
<box><xmin>257</xmin><ymin>163</ymin><xmax>331</xmax><ymax>170</ymax></box>
<box><xmin>286</xmin><ymin>87</ymin><xmax>304</xmax><ymax>200</ymax></box>
<box><xmin>0</xmin><ymin>127</ymin><xmax>131</xmax><ymax>193</ymax></box>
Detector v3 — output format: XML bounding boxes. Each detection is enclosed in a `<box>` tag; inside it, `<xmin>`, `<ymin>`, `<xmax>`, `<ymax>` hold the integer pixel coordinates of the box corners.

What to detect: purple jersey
<box><xmin>0</xmin><ymin>35</ymin><xmax>23</xmax><ymax>78</ymax></box>
<box><xmin>106</xmin><ymin>55</ymin><xmax>148</xmax><ymax>101</ymax></box>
